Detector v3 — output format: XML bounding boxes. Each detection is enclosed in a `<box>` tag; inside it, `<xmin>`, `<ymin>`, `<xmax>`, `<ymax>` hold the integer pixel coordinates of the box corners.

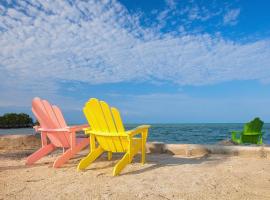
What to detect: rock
<box><xmin>146</xmin><ymin>142</ymin><xmax>166</xmax><ymax>153</ymax></box>
<box><xmin>217</xmin><ymin>139</ymin><xmax>237</xmax><ymax>146</ymax></box>
<box><xmin>0</xmin><ymin>134</ymin><xmax>41</xmax><ymax>150</ymax></box>
<box><xmin>147</xmin><ymin>142</ymin><xmax>209</xmax><ymax>157</ymax></box>
<box><xmin>186</xmin><ymin>144</ymin><xmax>210</xmax><ymax>156</ymax></box>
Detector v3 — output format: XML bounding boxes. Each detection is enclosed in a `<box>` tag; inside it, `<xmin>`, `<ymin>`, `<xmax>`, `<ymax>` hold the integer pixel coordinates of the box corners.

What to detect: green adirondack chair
<box><xmin>231</xmin><ymin>117</ymin><xmax>264</xmax><ymax>145</ymax></box>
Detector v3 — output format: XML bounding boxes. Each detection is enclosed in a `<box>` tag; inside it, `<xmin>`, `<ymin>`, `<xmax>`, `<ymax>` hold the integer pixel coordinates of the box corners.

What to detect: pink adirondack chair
<box><xmin>26</xmin><ymin>97</ymin><xmax>89</xmax><ymax>168</ymax></box>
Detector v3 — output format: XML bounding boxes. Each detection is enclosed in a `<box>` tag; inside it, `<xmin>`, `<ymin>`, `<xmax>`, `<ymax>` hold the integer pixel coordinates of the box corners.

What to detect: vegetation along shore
<box><xmin>0</xmin><ymin>113</ymin><xmax>34</xmax><ymax>129</ymax></box>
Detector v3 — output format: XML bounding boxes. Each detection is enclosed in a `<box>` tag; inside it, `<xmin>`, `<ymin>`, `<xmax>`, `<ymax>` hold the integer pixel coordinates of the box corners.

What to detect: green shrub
<box><xmin>0</xmin><ymin>113</ymin><xmax>34</xmax><ymax>128</ymax></box>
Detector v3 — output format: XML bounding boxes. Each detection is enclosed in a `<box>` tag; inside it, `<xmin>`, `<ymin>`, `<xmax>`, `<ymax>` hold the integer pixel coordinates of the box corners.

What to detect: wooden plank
<box><xmin>111</xmin><ymin>107</ymin><xmax>125</xmax><ymax>132</ymax></box>
<box><xmin>52</xmin><ymin>105</ymin><xmax>67</xmax><ymax>128</ymax></box>
<box><xmin>89</xmin><ymin>99</ymin><xmax>109</xmax><ymax>132</ymax></box>
<box><xmin>100</xmin><ymin>101</ymin><xmax>123</xmax><ymax>152</ymax></box>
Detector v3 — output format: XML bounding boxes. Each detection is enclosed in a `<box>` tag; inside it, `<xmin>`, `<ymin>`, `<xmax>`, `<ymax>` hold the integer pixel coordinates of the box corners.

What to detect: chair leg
<box><xmin>258</xmin><ymin>135</ymin><xmax>263</xmax><ymax>145</ymax></box>
<box><xmin>141</xmin><ymin>144</ymin><xmax>146</xmax><ymax>164</ymax></box>
<box><xmin>77</xmin><ymin>146</ymin><xmax>104</xmax><ymax>171</ymax></box>
<box><xmin>141</xmin><ymin>131</ymin><xmax>147</xmax><ymax>164</ymax></box>
<box><xmin>53</xmin><ymin>138</ymin><xmax>89</xmax><ymax>168</ymax></box>
<box><xmin>108</xmin><ymin>151</ymin><xmax>112</xmax><ymax>160</ymax></box>
<box><xmin>53</xmin><ymin>148</ymin><xmax>75</xmax><ymax>168</ymax></box>
<box><xmin>75</xmin><ymin>138</ymin><xmax>89</xmax><ymax>152</ymax></box>
<box><xmin>113</xmin><ymin>152</ymin><xmax>130</xmax><ymax>176</ymax></box>
<box><xmin>26</xmin><ymin>144</ymin><xmax>55</xmax><ymax>165</ymax></box>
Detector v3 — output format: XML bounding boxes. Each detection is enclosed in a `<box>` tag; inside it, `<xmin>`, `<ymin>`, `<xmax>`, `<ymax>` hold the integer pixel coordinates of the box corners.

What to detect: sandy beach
<box><xmin>1</xmin><ymin>148</ymin><xmax>270</xmax><ymax>200</ymax></box>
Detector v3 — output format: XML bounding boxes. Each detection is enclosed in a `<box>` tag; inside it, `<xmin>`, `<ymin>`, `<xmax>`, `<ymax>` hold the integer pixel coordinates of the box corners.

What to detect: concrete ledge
<box><xmin>0</xmin><ymin>135</ymin><xmax>269</xmax><ymax>158</ymax></box>
<box><xmin>0</xmin><ymin>134</ymin><xmax>41</xmax><ymax>150</ymax></box>
<box><xmin>204</xmin><ymin>145</ymin><xmax>269</xmax><ymax>158</ymax></box>
<box><xmin>146</xmin><ymin>142</ymin><xmax>270</xmax><ymax>158</ymax></box>
<box><xmin>165</xmin><ymin>144</ymin><xmax>209</xmax><ymax>157</ymax></box>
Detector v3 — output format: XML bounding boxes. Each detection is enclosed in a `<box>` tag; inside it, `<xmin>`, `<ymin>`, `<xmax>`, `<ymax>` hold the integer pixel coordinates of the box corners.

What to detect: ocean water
<box><xmin>126</xmin><ymin>123</ymin><xmax>270</xmax><ymax>144</ymax></box>
<box><xmin>1</xmin><ymin>123</ymin><xmax>269</xmax><ymax>145</ymax></box>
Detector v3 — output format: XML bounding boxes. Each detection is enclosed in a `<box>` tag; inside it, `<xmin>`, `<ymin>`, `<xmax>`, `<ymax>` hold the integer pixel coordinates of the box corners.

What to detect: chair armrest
<box><xmin>83</xmin><ymin>127</ymin><xmax>91</xmax><ymax>132</ymax></box>
<box><xmin>69</xmin><ymin>124</ymin><xmax>89</xmax><ymax>132</ymax></box>
<box><xmin>33</xmin><ymin>125</ymin><xmax>41</xmax><ymax>132</ymax></box>
<box><xmin>231</xmin><ymin>130</ymin><xmax>242</xmax><ymax>135</ymax></box>
<box><xmin>84</xmin><ymin>127</ymin><xmax>128</xmax><ymax>137</ymax></box>
<box><xmin>84</xmin><ymin>130</ymin><xmax>127</xmax><ymax>137</ymax></box>
<box><xmin>83</xmin><ymin>127</ymin><xmax>92</xmax><ymax>135</ymax></box>
<box><xmin>126</xmin><ymin>125</ymin><xmax>151</xmax><ymax>138</ymax></box>
<box><xmin>231</xmin><ymin>130</ymin><xmax>242</xmax><ymax>143</ymax></box>
<box><xmin>83</xmin><ymin>125</ymin><xmax>151</xmax><ymax>138</ymax></box>
<box><xmin>37</xmin><ymin>128</ymin><xmax>70</xmax><ymax>132</ymax></box>
<box><xmin>37</xmin><ymin>124</ymin><xmax>89</xmax><ymax>133</ymax></box>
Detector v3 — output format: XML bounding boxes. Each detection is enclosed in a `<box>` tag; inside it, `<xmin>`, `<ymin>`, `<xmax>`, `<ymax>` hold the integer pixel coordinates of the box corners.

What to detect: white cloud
<box><xmin>155</xmin><ymin>0</ymin><xmax>222</xmax><ymax>30</ymax></box>
<box><xmin>223</xmin><ymin>8</ymin><xmax>240</xmax><ymax>25</ymax></box>
<box><xmin>0</xmin><ymin>0</ymin><xmax>269</xmax><ymax>108</ymax></box>
<box><xmin>166</xmin><ymin>0</ymin><xmax>177</xmax><ymax>9</ymax></box>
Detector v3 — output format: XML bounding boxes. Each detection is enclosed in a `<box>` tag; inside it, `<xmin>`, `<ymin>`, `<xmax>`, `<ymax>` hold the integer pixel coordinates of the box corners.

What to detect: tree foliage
<box><xmin>0</xmin><ymin>113</ymin><xmax>34</xmax><ymax>128</ymax></box>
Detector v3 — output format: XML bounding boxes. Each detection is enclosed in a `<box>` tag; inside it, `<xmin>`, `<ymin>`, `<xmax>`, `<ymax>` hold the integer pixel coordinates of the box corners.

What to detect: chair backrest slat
<box><xmin>243</xmin><ymin>117</ymin><xmax>264</xmax><ymax>135</ymax></box>
<box><xmin>90</xmin><ymin>99</ymin><xmax>109</xmax><ymax>132</ymax></box>
<box><xmin>42</xmin><ymin>100</ymin><xmax>61</xmax><ymax>129</ymax></box>
<box><xmin>32</xmin><ymin>97</ymin><xmax>70</xmax><ymax>147</ymax></box>
<box><xmin>52</xmin><ymin>105</ymin><xmax>68</xmax><ymax>128</ymax></box>
<box><xmin>32</xmin><ymin>98</ymin><xmax>50</xmax><ymax>128</ymax></box>
<box><xmin>83</xmin><ymin>98</ymin><xmax>126</xmax><ymax>152</ymax></box>
<box><xmin>100</xmin><ymin>101</ymin><xmax>118</xmax><ymax>134</ymax></box>
<box><xmin>83</xmin><ymin>106</ymin><xmax>99</xmax><ymax>131</ymax></box>
<box><xmin>111</xmin><ymin>107</ymin><xmax>125</xmax><ymax>133</ymax></box>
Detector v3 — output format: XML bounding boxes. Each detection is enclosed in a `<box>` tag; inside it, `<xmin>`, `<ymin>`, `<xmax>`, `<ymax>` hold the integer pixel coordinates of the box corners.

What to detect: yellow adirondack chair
<box><xmin>77</xmin><ymin>98</ymin><xmax>150</xmax><ymax>176</ymax></box>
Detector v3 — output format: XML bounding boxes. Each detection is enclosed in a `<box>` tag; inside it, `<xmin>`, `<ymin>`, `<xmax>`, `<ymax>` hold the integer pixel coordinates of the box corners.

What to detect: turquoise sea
<box><xmin>1</xmin><ymin>123</ymin><xmax>270</xmax><ymax>145</ymax></box>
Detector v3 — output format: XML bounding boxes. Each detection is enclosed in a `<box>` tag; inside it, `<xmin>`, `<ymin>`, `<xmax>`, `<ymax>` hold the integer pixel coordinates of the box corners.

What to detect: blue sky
<box><xmin>0</xmin><ymin>0</ymin><xmax>270</xmax><ymax>123</ymax></box>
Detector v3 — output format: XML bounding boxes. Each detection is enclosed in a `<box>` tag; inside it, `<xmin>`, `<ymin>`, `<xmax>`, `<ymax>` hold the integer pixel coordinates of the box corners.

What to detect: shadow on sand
<box><xmin>120</xmin><ymin>153</ymin><xmax>227</xmax><ymax>176</ymax></box>
<box><xmin>0</xmin><ymin>149</ymin><xmax>228</xmax><ymax>175</ymax></box>
<box><xmin>73</xmin><ymin>152</ymin><xmax>228</xmax><ymax>175</ymax></box>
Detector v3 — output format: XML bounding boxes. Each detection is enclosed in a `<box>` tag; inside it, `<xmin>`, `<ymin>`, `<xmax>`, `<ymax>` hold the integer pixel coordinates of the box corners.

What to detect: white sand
<box><xmin>1</xmin><ymin>149</ymin><xmax>270</xmax><ymax>200</ymax></box>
